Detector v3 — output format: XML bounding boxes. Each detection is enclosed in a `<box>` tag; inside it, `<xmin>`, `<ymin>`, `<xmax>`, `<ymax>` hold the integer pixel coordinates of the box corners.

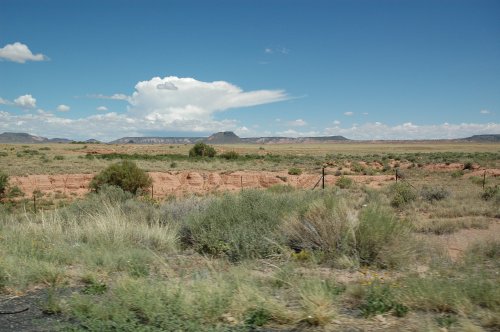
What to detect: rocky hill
<box><xmin>109</xmin><ymin>137</ymin><xmax>203</xmax><ymax>144</ymax></box>
<box><xmin>205</xmin><ymin>131</ymin><xmax>242</xmax><ymax>144</ymax></box>
<box><xmin>242</xmin><ymin>135</ymin><xmax>348</xmax><ymax>144</ymax></box>
<box><xmin>462</xmin><ymin>134</ymin><xmax>500</xmax><ymax>142</ymax></box>
<box><xmin>0</xmin><ymin>132</ymin><xmax>49</xmax><ymax>143</ymax></box>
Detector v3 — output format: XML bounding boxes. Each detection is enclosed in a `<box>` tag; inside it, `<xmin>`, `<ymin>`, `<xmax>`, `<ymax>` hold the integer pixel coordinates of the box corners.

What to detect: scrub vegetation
<box><xmin>0</xmin><ymin>143</ymin><xmax>499</xmax><ymax>331</ymax></box>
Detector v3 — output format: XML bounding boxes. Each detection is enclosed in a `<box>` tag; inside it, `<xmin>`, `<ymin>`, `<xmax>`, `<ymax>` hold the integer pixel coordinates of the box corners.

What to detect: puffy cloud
<box><xmin>344</xmin><ymin>111</ymin><xmax>354</xmax><ymax>116</ymax></box>
<box><xmin>0</xmin><ymin>110</ymin><xmax>242</xmax><ymax>141</ymax></box>
<box><xmin>276</xmin><ymin>129</ymin><xmax>320</xmax><ymax>137</ymax></box>
<box><xmin>56</xmin><ymin>104</ymin><xmax>70</xmax><ymax>112</ymax></box>
<box><xmin>264</xmin><ymin>47</ymin><xmax>289</xmax><ymax>54</ymax></box>
<box><xmin>333</xmin><ymin>120</ymin><xmax>341</xmax><ymax>125</ymax></box>
<box><xmin>323</xmin><ymin>122</ymin><xmax>500</xmax><ymax>140</ymax></box>
<box><xmin>127</xmin><ymin>76</ymin><xmax>288</xmax><ymax>123</ymax></box>
<box><xmin>88</xmin><ymin>93</ymin><xmax>129</xmax><ymax>100</ymax></box>
<box><xmin>13</xmin><ymin>94</ymin><xmax>36</xmax><ymax>108</ymax></box>
<box><xmin>156</xmin><ymin>82</ymin><xmax>178</xmax><ymax>90</ymax></box>
<box><xmin>287</xmin><ymin>119</ymin><xmax>307</xmax><ymax>127</ymax></box>
<box><xmin>0</xmin><ymin>76</ymin><xmax>289</xmax><ymax>140</ymax></box>
<box><xmin>480</xmin><ymin>109</ymin><xmax>490</xmax><ymax>114</ymax></box>
<box><xmin>0</xmin><ymin>42</ymin><xmax>48</xmax><ymax>63</ymax></box>
<box><xmin>0</xmin><ymin>97</ymin><xmax>11</xmax><ymax>105</ymax></box>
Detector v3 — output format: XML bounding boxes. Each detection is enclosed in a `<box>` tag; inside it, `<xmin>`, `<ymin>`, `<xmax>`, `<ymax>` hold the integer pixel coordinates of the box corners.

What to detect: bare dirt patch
<box><xmin>427</xmin><ymin>220</ymin><xmax>500</xmax><ymax>261</ymax></box>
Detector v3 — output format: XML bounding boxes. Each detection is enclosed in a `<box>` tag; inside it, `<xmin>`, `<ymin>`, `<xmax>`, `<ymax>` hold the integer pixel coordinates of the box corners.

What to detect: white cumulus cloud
<box><xmin>96</xmin><ymin>106</ymin><xmax>108</xmax><ymax>111</ymax></box>
<box><xmin>323</xmin><ymin>122</ymin><xmax>500</xmax><ymax>140</ymax></box>
<box><xmin>88</xmin><ymin>93</ymin><xmax>129</xmax><ymax>100</ymax></box>
<box><xmin>128</xmin><ymin>76</ymin><xmax>288</xmax><ymax>123</ymax></box>
<box><xmin>156</xmin><ymin>82</ymin><xmax>178</xmax><ymax>90</ymax></box>
<box><xmin>0</xmin><ymin>97</ymin><xmax>11</xmax><ymax>105</ymax></box>
<box><xmin>0</xmin><ymin>76</ymin><xmax>289</xmax><ymax>140</ymax></box>
<box><xmin>344</xmin><ymin>111</ymin><xmax>354</xmax><ymax>116</ymax></box>
<box><xmin>480</xmin><ymin>109</ymin><xmax>490</xmax><ymax>114</ymax></box>
<box><xmin>13</xmin><ymin>94</ymin><xmax>37</xmax><ymax>108</ymax></box>
<box><xmin>56</xmin><ymin>104</ymin><xmax>70</xmax><ymax>112</ymax></box>
<box><xmin>287</xmin><ymin>119</ymin><xmax>307</xmax><ymax>127</ymax></box>
<box><xmin>0</xmin><ymin>42</ymin><xmax>48</xmax><ymax>63</ymax></box>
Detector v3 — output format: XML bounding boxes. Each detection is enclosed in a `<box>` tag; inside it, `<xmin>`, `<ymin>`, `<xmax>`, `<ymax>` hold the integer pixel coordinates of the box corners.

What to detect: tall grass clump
<box><xmin>282</xmin><ymin>192</ymin><xmax>414</xmax><ymax>268</ymax></box>
<box><xmin>183</xmin><ymin>190</ymin><xmax>300</xmax><ymax>261</ymax></box>
<box><xmin>356</xmin><ymin>205</ymin><xmax>413</xmax><ymax>268</ymax></box>
<box><xmin>281</xmin><ymin>194</ymin><xmax>357</xmax><ymax>260</ymax></box>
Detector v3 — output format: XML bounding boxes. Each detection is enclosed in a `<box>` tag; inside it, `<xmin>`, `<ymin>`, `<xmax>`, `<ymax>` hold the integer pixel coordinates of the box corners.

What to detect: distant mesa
<box><xmin>205</xmin><ymin>131</ymin><xmax>241</xmax><ymax>144</ymax></box>
<box><xmin>0</xmin><ymin>132</ymin><xmax>49</xmax><ymax>143</ymax></box>
<box><xmin>110</xmin><ymin>131</ymin><xmax>349</xmax><ymax>144</ymax></box>
<box><xmin>461</xmin><ymin>134</ymin><xmax>500</xmax><ymax>142</ymax></box>
<box><xmin>0</xmin><ymin>132</ymin><xmax>99</xmax><ymax>144</ymax></box>
<box><xmin>1</xmin><ymin>131</ymin><xmax>499</xmax><ymax>144</ymax></box>
<box><xmin>109</xmin><ymin>137</ymin><xmax>203</xmax><ymax>144</ymax></box>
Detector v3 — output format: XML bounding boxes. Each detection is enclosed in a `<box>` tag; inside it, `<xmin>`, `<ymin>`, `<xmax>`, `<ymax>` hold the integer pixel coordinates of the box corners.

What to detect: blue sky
<box><xmin>1</xmin><ymin>0</ymin><xmax>499</xmax><ymax>140</ymax></box>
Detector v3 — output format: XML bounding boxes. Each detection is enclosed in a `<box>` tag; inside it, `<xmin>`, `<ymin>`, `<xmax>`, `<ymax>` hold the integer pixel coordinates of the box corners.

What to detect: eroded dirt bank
<box><xmin>9</xmin><ymin>171</ymin><xmax>395</xmax><ymax>198</ymax></box>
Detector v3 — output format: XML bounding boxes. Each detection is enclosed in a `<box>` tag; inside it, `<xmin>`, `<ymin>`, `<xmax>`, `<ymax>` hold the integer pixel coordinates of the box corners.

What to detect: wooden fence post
<box><xmin>322</xmin><ymin>167</ymin><xmax>325</xmax><ymax>189</ymax></box>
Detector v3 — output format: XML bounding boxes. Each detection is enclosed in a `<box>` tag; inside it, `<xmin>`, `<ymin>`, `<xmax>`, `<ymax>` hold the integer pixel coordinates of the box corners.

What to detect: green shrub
<box><xmin>356</xmin><ymin>205</ymin><xmax>412</xmax><ymax>267</ymax></box>
<box><xmin>359</xmin><ymin>283</ymin><xmax>408</xmax><ymax>317</ymax></box>
<box><xmin>450</xmin><ymin>170</ymin><xmax>464</xmax><ymax>178</ymax></box>
<box><xmin>288</xmin><ymin>167</ymin><xmax>302</xmax><ymax>175</ymax></box>
<box><xmin>463</xmin><ymin>161</ymin><xmax>474</xmax><ymax>170</ymax></box>
<box><xmin>351</xmin><ymin>162</ymin><xmax>365</xmax><ymax>173</ymax></box>
<box><xmin>189</xmin><ymin>142</ymin><xmax>216</xmax><ymax>158</ymax></box>
<box><xmin>6</xmin><ymin>185</ymin><xmax>25</xmax><ymax>198</ymax></box>
<box><xmin>219</xmin><ymin>151</ymin><xmax>239</xmax><ymax>160</ymax></box>
<box><xmin>0</xmin><ymin>171</ymin><xmax>8</xmax><ymax>197</ymax></box>
<box><xmin>481</xmin><ymin>186</ymin><xmax>499</xmax><ymax>201</ymax></box>
<box><xmin>245</xmin><ymin>307</ymin><xmax>271</xmax><ymax>328</ymax></box>
<box><xmin>281</xmin><ymin>196</ymin><xmax>356</xmax><ymax>259</ymax></box>
<box><xmin>89</xmin><ymin>161</ymin><xmax>152</xmax><ymax>194</ymax></box>
<box><xmin>420</xmin><ymin>186</ymin><xmax>450</xmax><ymax>202</ymax></box>
<box><xmin>0</xmin><ymin>152</ymin><xmax>8</xmax><ymax>157</ymax></box>
<box><xmin>390</xmin><ymin>183</ymin><xmax>417</xmax><ymax>208</ymax></box>
<box><xmin>54</xmin><ymin>155</ymin><xmax>64</xmax><ymax>160</ymax></box>
<box><xmin>336</xmin><ymin>176</ymin><xmax>353</xmax><ymax>189</ymax></box>
<box><xmin>184</xmin><ymin>190</ymin><xmax>296</xmax><ymax>261</ymax></box>
<box><xmin>469</xmin><ymin>176</ymin><xmax>485</xmax><ymax>186</ymax></box>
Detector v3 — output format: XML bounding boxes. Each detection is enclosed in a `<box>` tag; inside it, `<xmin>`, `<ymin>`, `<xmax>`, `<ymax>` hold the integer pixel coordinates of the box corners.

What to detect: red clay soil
<box><xmin>9</xmin><ymin>171</ymin><xmax>395</xmax><ymax>198</ymax></box>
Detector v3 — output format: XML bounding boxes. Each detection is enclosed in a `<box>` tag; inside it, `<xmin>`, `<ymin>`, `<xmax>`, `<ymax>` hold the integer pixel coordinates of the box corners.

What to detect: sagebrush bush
<box><xmin>481</xmin><ymin>186</ymin><xmax>499</xmax><ymax>201</ymax></box>
<box><xmin>281</xmin><ymin>195</ymin><xmax>356</xmax><ymax>259</ymax></box>
<box><xmin>356</xmin><ymin>205</ymin><xmax>413</xmax><ymax>267</ymax></box>
<box><xmin>0</xmin><ymin>171</ymin><xmax>8</xmax><ymax>197</ymax></box>
<box><xmin>336</xmin><ymin>176</ymin><xmax>353</xmax><ymax>189</ymax></box>
<box><xmin>390</xmin><ymin>183</ymin><xmax>417</xmax><ymax>208</ymax></box>
<box><xmin>90</xmin><ymin>161</ymin><xmax>152</xmax><ymax>194</ymax></box>
<box><xmin>463</xmin><ymin>161</ymin><xmax>474</xmax><ymax>170</ymax></box>
<box><xmin>189</xmin><ymin>142</ymin><xmax>216</xmax><ymax>158</ymax></box>
<box><xmin>288</xmin><ymin>167</ymin><xmax>302</xmax><ymax>175</ymax></box>
<box><xmin>420</xmin><ymin>186</ymin><xmax>450</xmax><ymax>202</ymax></box>
<box><xmin>219</xmin><ymin>151</ymin><xmax>239</xmax><ymax>160</ymax></box>
<box><xmin>184</xmin><ymin>190</ymin><xmax>299</xmax><ymax>261</ymax></box>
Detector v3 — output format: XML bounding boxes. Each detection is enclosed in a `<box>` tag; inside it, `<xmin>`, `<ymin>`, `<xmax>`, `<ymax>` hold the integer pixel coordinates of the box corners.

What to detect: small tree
<box><xmin>189</xmin><ymin>142</ymin><xmax>216</xmax><ymax>158</ymax></box>
<box><xmin>90</xmin><ymin>160</ymin><xmax>152</xmax><ymax>195</ymax></box>
<box><xmin>0</xmin><ymin>171</ymin><xmax>8</xmax><ymax>198</ymax></box>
